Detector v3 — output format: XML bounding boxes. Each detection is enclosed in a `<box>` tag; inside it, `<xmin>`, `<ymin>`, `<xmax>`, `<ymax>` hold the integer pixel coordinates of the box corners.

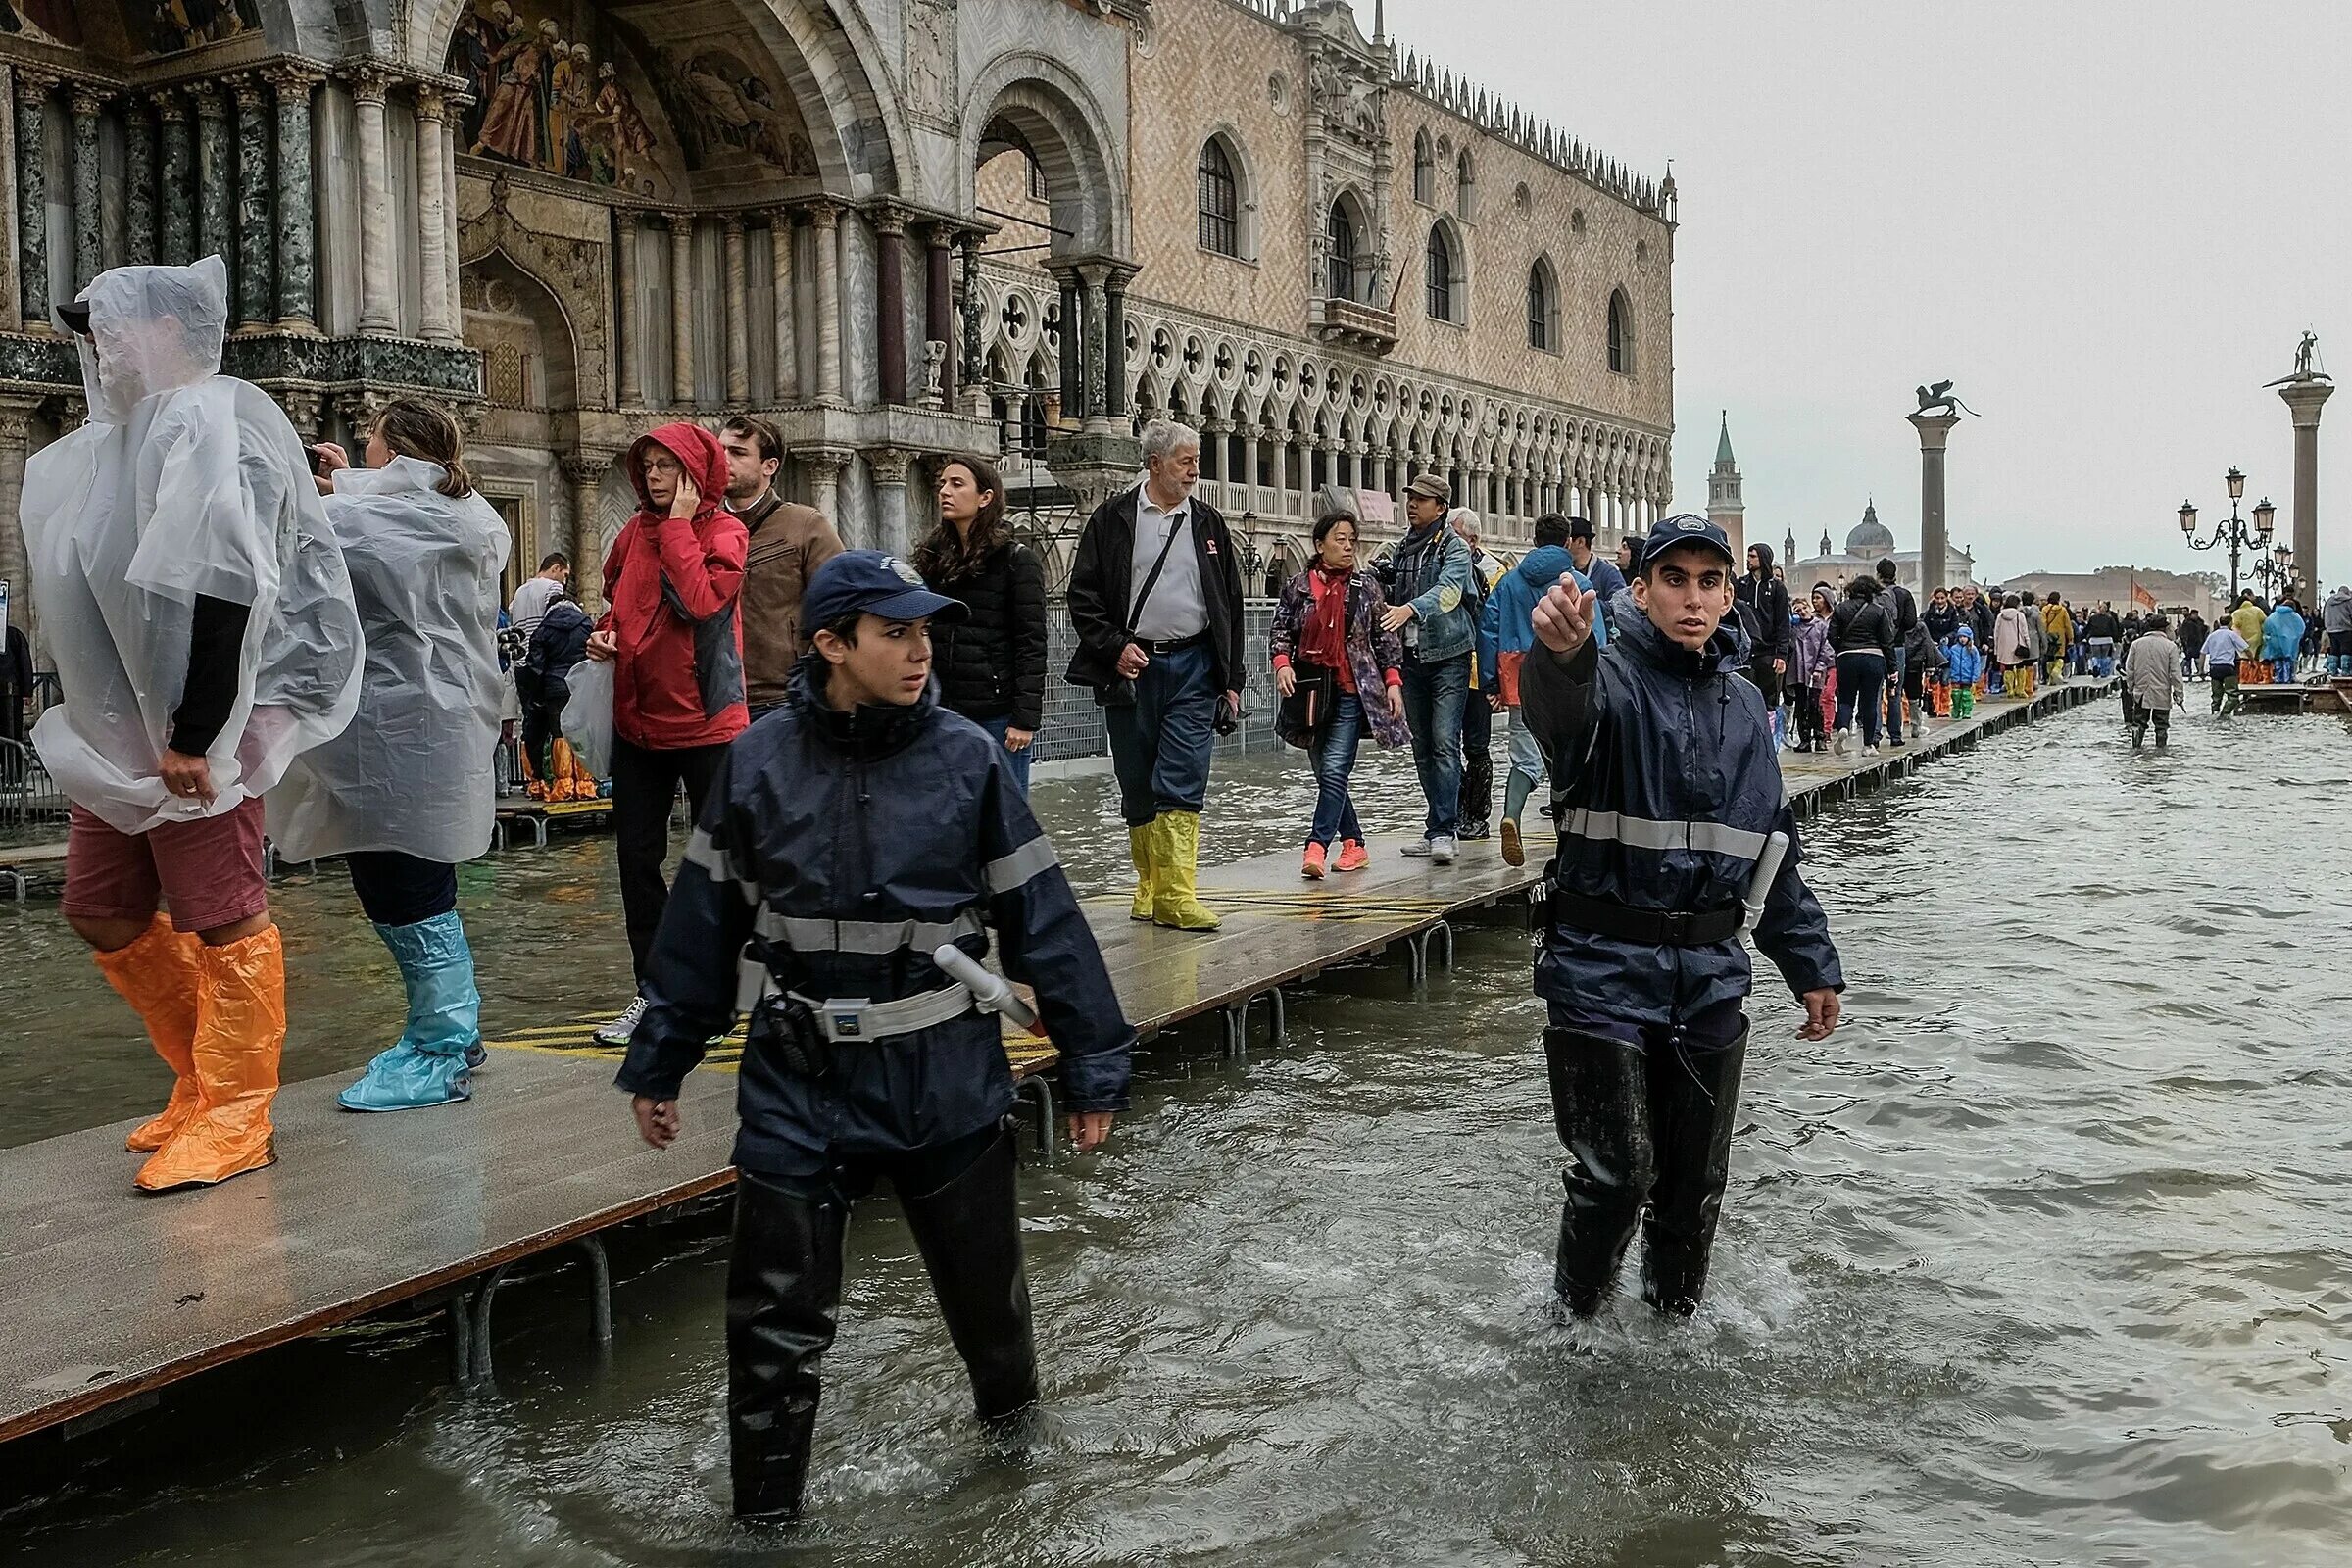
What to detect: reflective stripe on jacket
<box><xmin>1521</xmin><ymin>606</ymin><xmax>1842</xmax><ymax>1029</ymax></box>
<box><xmin>616</xmin><ymin>657</ymin><xmax>1134</xmax><ymax>1174</ymax></box>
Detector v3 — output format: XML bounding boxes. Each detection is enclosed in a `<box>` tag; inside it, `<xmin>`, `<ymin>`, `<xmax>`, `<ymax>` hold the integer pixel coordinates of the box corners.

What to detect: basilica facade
<box><xmin>0</xmin><ymin>0</ymin><xmax>1675</xmax><ymax>656</ymax></box>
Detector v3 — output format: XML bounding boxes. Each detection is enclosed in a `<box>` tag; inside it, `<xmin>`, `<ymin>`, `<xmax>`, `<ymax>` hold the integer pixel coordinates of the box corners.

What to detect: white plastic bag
<box><xmin>562</xmin><ymin>659</ymin><xmax>615</xmax><ymax>779</ymax></box>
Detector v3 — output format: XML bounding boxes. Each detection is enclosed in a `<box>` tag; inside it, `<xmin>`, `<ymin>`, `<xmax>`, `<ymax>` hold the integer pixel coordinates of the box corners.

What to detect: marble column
<box><xmin>195</xmin><ymin>85</ymin><xmax>233</xmax><ymax>271</ymax></box>
<box><xmin>1054</xmin><ymin>270</ymin><xmax>1081</xmax><ymax>423</ymax></box>
<box><xmin>956</xmin><ymin>231</ymin><xmax>984</xmax><ymax>403</ymax></box>
<box><xmin>807</xmin><ymin>201</ymin><xmax>843</xmax><ymax>406</ymax></box>
<box><xmin>870</xmin><ymin>447</ymin><xmax>913</xmax><ymax>554</ymax></box>
<box><xmin>801</xmin><ymin>446</ymin><xmax>850</xmax><ymax>527</ymax></box>
<box><xmin>124</xmin><ymin>97</ymin><xmax>156</xmax><ymax>268</ymax></box>
<box><xmin>1080</xmin><ymin>269</ymin><xmax>1109</xmax><ymax>434</ymax></box>
<box><xmin>411</xmin><ymin>85</ymin><xmax>453</xmax><ymax>340</ymax></box>
<box><xmin>923</xmin><ymin>223</ymin><xmax>955</xmax><ymax>405</ymax></box>
<box><xmin>1104</xmin><ymin>268</ymin><xmax>1131</xmax><ymax>424</ymax></box>
<box><xmin>230</xmin><ymin>77</ymin><xmax>272</xmax><ymax>330</ymax></box>
<box><xmin>0</xmin><ymin>409</ymin><xmax>30</xmax><ymax>655</ymax></box>
<box><xmin>2280</xmin><ymin>378</ymin><xmax>2333</xmax><ymax>607</ymax></box>
<box><xmin>350</xmin><ymin>69</ymin><xmax>396</xmax><ymax>336</ymax></box>
<box><xmin>70</xmin><ymin>86</ymin><xmax>104</xmax><ymax>293</ymax></box>
<box><xmin>873</xmin><ymin>206</ymin><xmax>906</xmax><ymax>405</ymax></box>
<box><xmin>158</xmin><ymin>96</ymin><xmax>194</xmax><ymax>266</ymax></box>
<box><xmin>767</xmin><ymin>209</ymin><xmax>795</xmax><ymax>402</ymax></box>
<box><xmin>1242</xmin><ymin>427</ymin><xmax>1261</xmax><ymax>512</ymax></box>
<box><xmin>614</xmin><ymin>213</ymin><xmax>642</xmax><ymax>405</ymax></box>
<box><xmin>561</xmin><ymin>453</ymin><xmax>612</xmax><ymax>611</ymax></box>
<box><xmin>666</xmin><ymin>212</ymin><xmax>694</xmax><ymax>407</ymax></box>
<box><xmin>14</xmin><ymin>72</ymin><xmax>49</xmax><ymax>330</ymax></box>
<box><xmin>721</xmin><ymin>214</ymin><xmax>749</xmax><ymax>406</ymax></box>
<box><xmin>1907</xmin><ymin>411</ymin><xmax>1958</xmax><ymax>598</ymax></box>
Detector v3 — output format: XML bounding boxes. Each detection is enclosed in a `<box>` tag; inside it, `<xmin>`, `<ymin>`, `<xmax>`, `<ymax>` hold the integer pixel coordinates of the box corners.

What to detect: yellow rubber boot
<box><xmin>92</xmin><ymin>915</ymin><xmax>206</xmax><ymax>1153</ymax></box>
<box><xmin>1128</xmin><ymin>823</ymin><xmax>1157</xmax><ymax>921</ymax></box>
<box><xmin>1151</xmin><ymin>811</ymin><xmax>1222</xmax><ymax>933</ymax></box>
<box><xmin>136</xmin><ymin>925</ymin><xmax>284</xmax><ymax>1193</ymax></box>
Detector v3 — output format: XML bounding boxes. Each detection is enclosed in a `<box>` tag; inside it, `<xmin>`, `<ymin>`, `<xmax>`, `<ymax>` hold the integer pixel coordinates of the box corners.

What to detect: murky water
<box><xmin>7</xmin><ymin>699</ymin><xmax>2352</xmax><ymax>1565</ymax></box>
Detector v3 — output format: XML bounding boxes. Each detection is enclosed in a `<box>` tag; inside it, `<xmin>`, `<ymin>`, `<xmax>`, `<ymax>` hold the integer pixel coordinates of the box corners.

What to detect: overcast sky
<box><xmin>1380</xmin><ymin>0</ymin><xmax>2351</xmax><ymax>582</ymax></box>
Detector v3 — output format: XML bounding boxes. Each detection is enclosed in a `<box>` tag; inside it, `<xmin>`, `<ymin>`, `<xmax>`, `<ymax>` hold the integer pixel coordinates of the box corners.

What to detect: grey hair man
<box><xmin>1063</xmin><ymin>419</ymin><xmax>1246</xmax><ymax>932</ymax></box>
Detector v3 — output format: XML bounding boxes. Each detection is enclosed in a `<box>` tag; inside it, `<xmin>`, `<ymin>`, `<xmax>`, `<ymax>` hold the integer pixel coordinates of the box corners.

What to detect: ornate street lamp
<box><xmin>2180</xmin><ymin>467</ymin><xmax>2271</xmax><ymax>603</ymax></box>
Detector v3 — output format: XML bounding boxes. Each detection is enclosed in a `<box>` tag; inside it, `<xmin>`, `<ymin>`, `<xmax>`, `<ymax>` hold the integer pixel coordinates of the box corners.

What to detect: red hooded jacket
<box><xmin>599</xmin><ymin>422</ymin><xmax>749</xmax><ymax>750</ymax></box>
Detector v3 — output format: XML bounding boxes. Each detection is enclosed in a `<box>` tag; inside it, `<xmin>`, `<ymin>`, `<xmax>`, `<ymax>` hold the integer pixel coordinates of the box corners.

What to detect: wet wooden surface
<box><xmin>0</xmin><ymin>676</ymin><xmax>2112</xmax><ymax>1444</ymax></box>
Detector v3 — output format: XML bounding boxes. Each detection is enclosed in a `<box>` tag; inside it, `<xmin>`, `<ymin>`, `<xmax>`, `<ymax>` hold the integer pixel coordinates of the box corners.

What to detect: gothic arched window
<box><xmin>1198</xmin><ymin>139</ymin><xmax>1240</xmax><ymax>257</ymax></box>
<box><xmin>1607</xmin><ymin>289</ymin><xmax>1633</xmax><ymax>373</ymax></box>
<box><xmin>1426</xmin><ymin>224</ymin><xmax>1456</xmax><ymax>323</ymax></box>
<box><xmin>1412</xmin><ymin>130</ymin><xmax>1435</xmax><ymax>205</ymax></box>
<box><xmin>1326</xmin><ymin>202</ymin><xmax>1358</xmax><ymax>301</ymax></box>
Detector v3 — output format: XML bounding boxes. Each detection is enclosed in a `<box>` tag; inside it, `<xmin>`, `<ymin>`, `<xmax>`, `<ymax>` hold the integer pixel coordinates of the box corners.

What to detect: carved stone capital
<box><xmin>560</xmin><ymin>451</ymin><xmax>615</xmax><ymax>487</ymax></box>
<box><xmin>795</xmin><ymin>443</ymin><xmax>853</xmax><ymax>477</ymax></box>
<box><xmin>263</xmin><ymin>62</ymin><xmax>326</xmax><ymax>96</ymax></box>
<box><xmin>412</xmin><ymin>83</ymin><xmax>449</xmax><ymax>123</ymax></box>
<box><xmin>868</xmin><ymin>446</ymin><xmax>914</xmax><ymax>483</ymax></box>
<box><xmin>662</xmin><ymin>209</ymin><xmax>695</xmax><ymax>235</ymax></box>
<box><xmin>801</xmin><ymin>198</ymin><xmax>843</xmax><ymax>231</ymax></box>
<box><xmin>13</xmin><ymin>69</ymin><xmax>58</xmax><ymax>105</ymax></box>
<box><xmin>721</xmin><ymin>212</ymin><xmax>745</xmax><ymax>236</ymax></box>
<box><xmin>69</xmin><ymin>84</ymin><xmax>113</xmax><ymax>120</ymax></box>
<box><xmin>190</xmin><ymin>82</ymin><xmax>227</xmax><ymax>119</ymax></box>
<box><xmin>228</xmin><ymin>76</ymin><xmax>267</xmax><ymax>112</ymax></box>
<box><xmin>0</xmin><ymin>409</ymin><xmax>33</xmax><ymax>451</ymax></box>
<box><xmin>870</xmin><ymin>204</ymin><xmax>910</xmax><ymax>239</ymax></box>
<box><xmin>345</xmin><ymin>65</ymin><xmax>393</xmax><ymax>107</ymax></box>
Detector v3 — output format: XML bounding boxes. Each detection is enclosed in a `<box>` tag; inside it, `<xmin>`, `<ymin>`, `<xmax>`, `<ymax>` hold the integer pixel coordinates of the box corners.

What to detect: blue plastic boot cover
<box><xmin>338</xmin><ymin>912</ymin><xmax>482</xmax><ymax>1112</ymax></box>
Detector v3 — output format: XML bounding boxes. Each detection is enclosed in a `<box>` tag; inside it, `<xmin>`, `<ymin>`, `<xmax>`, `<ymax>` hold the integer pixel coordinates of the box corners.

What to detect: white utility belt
<box><xmin>784</xmin><ymin>983</ymin><xmax>976</xmax><ymax>1044</ymax></box>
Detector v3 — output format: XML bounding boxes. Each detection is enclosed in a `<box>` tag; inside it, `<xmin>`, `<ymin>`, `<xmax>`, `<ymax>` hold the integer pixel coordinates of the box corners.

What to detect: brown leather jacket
<box><xmin>733</xmin><ymin>490</ymin><xmax>844</xmax><ymax>711</ymax></box>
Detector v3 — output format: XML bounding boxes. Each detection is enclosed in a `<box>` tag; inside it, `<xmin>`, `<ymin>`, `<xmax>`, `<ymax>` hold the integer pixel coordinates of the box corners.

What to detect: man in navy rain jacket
<box><xmin>617</xmin><ymin>551</ymin><xmax>1134</xmax><ymax>1523</ymax></box>
<box><xmin>1522</xmin><ymin>514</ymin><xmax>1843</xmax><ymax>1319</ymax></box>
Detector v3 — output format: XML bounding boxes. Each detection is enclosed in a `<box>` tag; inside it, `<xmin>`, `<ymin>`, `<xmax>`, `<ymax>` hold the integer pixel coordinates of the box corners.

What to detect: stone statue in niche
<box><xmin>907</xmin><ymin>2</ymin><xmax>956</xmax><ymax>122</ymax></box>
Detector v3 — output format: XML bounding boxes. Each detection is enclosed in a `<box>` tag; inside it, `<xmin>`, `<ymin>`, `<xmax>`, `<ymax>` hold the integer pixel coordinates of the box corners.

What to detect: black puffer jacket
<box><xmin>926</xmin><ymin>540</ymin><xmax>1048</xmax><ymax>732</ymax></box>
<box><xmin>1829</xmin><ymin>586</ymin><xmax>1898</xmax><ymax>656</ymax></box>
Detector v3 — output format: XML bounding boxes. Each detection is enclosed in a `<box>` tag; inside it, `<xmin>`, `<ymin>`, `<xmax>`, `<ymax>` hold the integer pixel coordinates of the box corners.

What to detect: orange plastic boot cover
<box><xmin>92</xmin><ymin>916</ymin><xmax>206</xmax><ymax>1153</ymax></box>
<box><xmin>135</xmin><ymin>924</ymin><xmax>285</xmax><ymax>1193</ymax></box>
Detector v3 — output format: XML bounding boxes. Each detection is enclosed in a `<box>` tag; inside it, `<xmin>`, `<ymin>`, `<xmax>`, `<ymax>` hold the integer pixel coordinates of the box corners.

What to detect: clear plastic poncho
<box><xmin>266</xmin><ymin>457</ymin><xmax>511</xmax><ymax>865</ymax></box>
<box><xmin>20</xmin><ymin>257</ymin><xmax>364</xmax><ymax>834</ymax></box>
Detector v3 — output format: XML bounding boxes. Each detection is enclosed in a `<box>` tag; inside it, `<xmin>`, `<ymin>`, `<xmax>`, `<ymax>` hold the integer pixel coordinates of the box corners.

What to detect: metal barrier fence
<box><xmin>0</xmin><ymin>738</ymin><xmax>67</xmax><ymax>830</ymax></box>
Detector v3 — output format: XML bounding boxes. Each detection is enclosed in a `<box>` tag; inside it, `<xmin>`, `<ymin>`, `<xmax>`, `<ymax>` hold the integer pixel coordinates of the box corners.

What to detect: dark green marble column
<box><xmin>158</xmin><ymin>96</ymin><xmax>194</xmax><ymax>265</ymax></box>
<box><xmin>195</xmin><ymin>84</ymin><xmax>231</xmax><ymax>270</ymax></box>
<box><xmin>124</xmin><ymin>96</ymin><xmax>156</xmax><ymax>267</ymax></box>
<box><xmin>70</xmin><ymin>85</ymin><xmax>103</xmax><ymax>292</ymax></box>
<box><xmin>268</xmin><ymin>69</ymin><xmax>317</xmax><ymax>331</ymax></box>
<box><xmin>13</xmin><ymin>72</ymin><xmax>48</xmax><ymax>328</ymax></box>
<box><xmin>231</xmin><ymin>77</ymin><xmax>270</xmax><ymax>329</ymax></box>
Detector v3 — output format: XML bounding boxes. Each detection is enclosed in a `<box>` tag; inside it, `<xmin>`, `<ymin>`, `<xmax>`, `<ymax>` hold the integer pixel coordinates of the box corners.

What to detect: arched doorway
<box><xmin>461</xmin><ymin>250</ymin><xmax>582</xmax><ymax>599</ymax></box>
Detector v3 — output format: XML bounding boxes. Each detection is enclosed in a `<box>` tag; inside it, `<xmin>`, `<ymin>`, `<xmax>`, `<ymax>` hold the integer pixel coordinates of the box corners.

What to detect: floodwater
<box><xmin>6</xmin><ymin>697</ymin><xmax>2352</xmax><ymax>1566</ymax></box>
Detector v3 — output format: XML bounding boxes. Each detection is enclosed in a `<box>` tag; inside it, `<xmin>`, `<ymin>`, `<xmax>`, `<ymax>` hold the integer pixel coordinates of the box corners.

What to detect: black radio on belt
<box><xmin>750</xmin><ymin>993</ymin><xmax>835</xmax><ymax>1080</ymax></box>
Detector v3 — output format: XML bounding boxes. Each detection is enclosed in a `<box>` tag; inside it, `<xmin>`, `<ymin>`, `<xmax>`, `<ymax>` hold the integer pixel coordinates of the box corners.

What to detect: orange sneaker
<box><xmin>1334</xmin><ymin>839</ymin><xmax>1370</xmax><ymax>872</ymax></box>
<box><xmin>1301</xmin><ymin>842</ymin><xmax>1327</xmax><ymax>879</ymax></box>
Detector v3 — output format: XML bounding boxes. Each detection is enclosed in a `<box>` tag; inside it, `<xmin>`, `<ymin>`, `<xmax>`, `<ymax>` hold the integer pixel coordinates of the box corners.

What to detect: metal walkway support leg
<box><xmin>461</xmin><ymin>1235</ymin><xmax>617</xmax><ymax>1396</ymax></box>
<box><xmin>1013</xmin><ymin>1076</ymin><xmax>1057</xmax><ymax>1163</ymax></box>
<box><xmin>1250</xmin><ymin>985</ymin><xmax>1286</xmax><ymax>1049</ymax></box>
<box><xmin>1219</xmin><ymin>1004</ymin><xmax>1250</xmax><ymax>1066</ymax></box>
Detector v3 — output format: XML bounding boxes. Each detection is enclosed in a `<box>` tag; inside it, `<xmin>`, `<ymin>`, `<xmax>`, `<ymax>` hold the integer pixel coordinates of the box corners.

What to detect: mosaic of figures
<box><xmin>448</xmin><ymin>0</ymin><xmax>666</xmax><ymax>193</ymax></box>
<box><xmin>136</xmin><ymin>0</ymin><xmax>256</xmax><ymax>55</ymax></box>
<box><xmin>0</xmin><ymin>0</ymin><xmax>76</xmax><ymax>48</ymax></box>
<box><xmin>446</xmin><ymin>0</ymin><xmax>816</xmax><ymax>196</ymax></box>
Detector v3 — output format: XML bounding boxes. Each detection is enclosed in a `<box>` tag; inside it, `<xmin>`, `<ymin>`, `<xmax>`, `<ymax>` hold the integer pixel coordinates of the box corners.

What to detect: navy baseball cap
<box><xmin>1639</xmin><ymin>513</ymin><xmax>1737</xmax><ymax>571</ymax></box>
<box><xmin>803</xmin><ymin>550</ymin><xmax>968</xmax><ymax>627</ymax></box>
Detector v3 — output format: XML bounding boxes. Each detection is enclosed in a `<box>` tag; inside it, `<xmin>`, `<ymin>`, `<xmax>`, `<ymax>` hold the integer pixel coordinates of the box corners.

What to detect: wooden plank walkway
<box><xmin>0</xmin><ymin>675</ymin><xmax>2112</xmax><ymax>1446</ymax></box>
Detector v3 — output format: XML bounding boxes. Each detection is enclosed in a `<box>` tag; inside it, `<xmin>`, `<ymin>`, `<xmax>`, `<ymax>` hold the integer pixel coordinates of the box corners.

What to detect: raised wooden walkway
<box><xmin>0</xmin><ymin>675</ymin><xmax>2112</xmax><ymax>1446</ymax></box>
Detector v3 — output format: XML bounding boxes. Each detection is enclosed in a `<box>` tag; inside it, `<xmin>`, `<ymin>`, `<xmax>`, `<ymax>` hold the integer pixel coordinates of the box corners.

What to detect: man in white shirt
<box><xmin>508</xmin><ymin>553</ymin><xmax>571</xmax><ymax>640</ymax></box>
<box><xmin>1063</xmin><ymin>421</ymin><xmax>1246</xmax><ymax>932</ymax></box>
<box><xmin>2201</xmin><ymin>619</ymin><xmax>2249</xmax><ymax>716</ymax></box>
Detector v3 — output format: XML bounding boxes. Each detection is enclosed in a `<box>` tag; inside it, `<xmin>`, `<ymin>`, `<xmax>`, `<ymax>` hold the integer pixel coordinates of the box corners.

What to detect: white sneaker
<box><xmin>1864</xmin><ymin>744</ymin><xmax>1881</xmax><ymax>756</ymax></box>
<box><xmin>1400</xmin><ymin>839</ymin><xmax>1434</xmax><ymax>858</ymax></box>
<box><xmin>1833</xmin><ymin>728</ymin><xmax>1849</xmax><ymax>755</ymax></box>
<box><xmin>594</xmin><ymin>996</ymin><xmax>649</xmax><ymax>1047</ymax></box>
<box><xmin>1430</xmin><ymin>835</ymin><xmax>1457</xmax><ymax>864</ymax></box>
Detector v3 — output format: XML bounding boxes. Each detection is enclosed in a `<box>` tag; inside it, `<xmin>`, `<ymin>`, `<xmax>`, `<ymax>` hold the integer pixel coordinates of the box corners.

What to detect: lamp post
<box><xmin>2179</xmin><ymin>466</ymin><xmax>2275</xmax><ymax>604</ymax></box>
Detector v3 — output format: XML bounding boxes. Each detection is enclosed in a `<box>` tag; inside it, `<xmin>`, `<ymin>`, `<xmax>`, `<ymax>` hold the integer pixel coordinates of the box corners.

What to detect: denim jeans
<box><xmin>1834</xmin><ymin>652</ymin><xmax>1886</xmax><ymax>746</ymax></box>
<box><xmin>1884</xmin><ymin>647</ymin><xmax>1907</xmax><ymax>737</ymax></box>
<box><xmin>977</xmin><ymin>714</ymin><xmax>1033</xmax><ymax>795</ymax></box>
<box><xmin>1307</xmin><ymin>692</ymin><xmax>1365</xmax><ymax>848</ymax></box>
<box><xmin>1106</xmin><ymin>642</ymin><xmax>1217</xmax><ymax>827</ymax></box>
<box><xmin>1399</xmin><ymin>652</ymin><xmax>1469</xmax><ymax>838</ymax></box>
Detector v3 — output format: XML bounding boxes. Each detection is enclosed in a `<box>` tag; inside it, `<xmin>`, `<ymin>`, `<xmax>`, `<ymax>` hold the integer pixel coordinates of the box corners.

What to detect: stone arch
<box><xmin>963</xmin><ymin>52</ymin><xmax>1129</xmax><ymax>258</ymax></box>
<box><xmin>457</xmin><ymin>213</ymin><xmax>610</xmax><ymax>410</ymax></box>
<box><xmin>406</xmin><ymin>0</ymin><xmax>907</xmax><ymax>195</ymax></box>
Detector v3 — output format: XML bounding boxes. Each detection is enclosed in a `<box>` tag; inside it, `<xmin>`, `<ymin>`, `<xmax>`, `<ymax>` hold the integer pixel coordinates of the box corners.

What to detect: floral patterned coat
<box><xmin>1269</xmin><ymin>566</ymin><xmax>1411</xmax><ymax>749</ymax></box>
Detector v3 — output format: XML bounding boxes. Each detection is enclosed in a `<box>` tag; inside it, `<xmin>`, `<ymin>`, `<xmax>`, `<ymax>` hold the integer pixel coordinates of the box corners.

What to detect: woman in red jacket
<box><xmin>584</xmin><ymin>421</ymin><xmax>749</xmax><ymax>1045</ymax></box>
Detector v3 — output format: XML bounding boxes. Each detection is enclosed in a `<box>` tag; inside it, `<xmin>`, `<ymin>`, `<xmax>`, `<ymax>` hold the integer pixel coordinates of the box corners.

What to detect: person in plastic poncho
<box><xmin>269</xmin><ymin>397</ymin><xmax>509</xmax><ymax>1113</ymax></box>
<box><xmin>23</xmin><ymin>257</ymin><xmax>362</xmax><ymax>1192</ymax></box>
